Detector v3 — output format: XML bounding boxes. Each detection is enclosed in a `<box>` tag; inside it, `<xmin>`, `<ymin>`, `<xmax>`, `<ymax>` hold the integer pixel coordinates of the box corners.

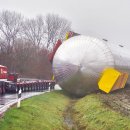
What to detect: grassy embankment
<box><xmin>73</xmin><ymin>94</ymin><xmax>130</xmax><ymax>130</ymax></box>
<box><xmin>0</xmin><ymin>91</ymin><xmax>70</xmax><ymax>130</ymax></box>
<box><xmin>1</xmin><ymin>91</ymin><xmax>130</xmax><ymax>130</ymax></box>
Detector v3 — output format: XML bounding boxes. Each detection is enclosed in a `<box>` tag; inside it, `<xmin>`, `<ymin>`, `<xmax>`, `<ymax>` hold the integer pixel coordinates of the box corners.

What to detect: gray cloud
<box><xmin>0</xmin><ymin>0</ymin><xmax>130</xmax><ymax>47</ymax></box>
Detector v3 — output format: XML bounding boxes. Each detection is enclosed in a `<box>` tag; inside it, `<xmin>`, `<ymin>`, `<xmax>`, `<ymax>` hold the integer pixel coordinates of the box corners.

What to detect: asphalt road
<box><xmin>0</xmin><ymin>92</ymin><xmax>45</xmax><ymax>116</ymax></box>
<box><xmin>0</xmin><ymin>84</ymin><xmax>61</xmax><ymax>116</ymax></box>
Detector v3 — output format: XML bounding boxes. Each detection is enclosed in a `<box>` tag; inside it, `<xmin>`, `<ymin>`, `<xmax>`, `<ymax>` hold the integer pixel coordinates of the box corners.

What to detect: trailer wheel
<box><xmin>0</xmin><ymin>87</ymin><xmax>2</xmax><ymax>94</ymax></box>
<box><xmin>2</xmin><ymin>87</ymin><xmax>5</xmax><ymax>94</ymax></box>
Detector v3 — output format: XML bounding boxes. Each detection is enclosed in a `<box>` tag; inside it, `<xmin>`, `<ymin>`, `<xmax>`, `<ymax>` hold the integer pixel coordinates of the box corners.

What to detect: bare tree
<box><xmin>45</xmin><ymin>14</ymin><xmax>71</xmax><ymax>49</ymax></box>
<box><xmin>22</xmin><ymin>16</ymin><xmax>45</xmax><ymax>47</ymax></box>
<box><xmin>0</xmin><ymin>10</ymin><xmax>72</xmax><ymax>79</ymax></box>
<box><xmin>13</xmin><ymin>40</ymin><xmax>52</xmax><ymax>79</ymax></box>
<box><xmin>0</xmin><ymin>10</ymin><xmax>23</xmax><ymax>54</ymax></box>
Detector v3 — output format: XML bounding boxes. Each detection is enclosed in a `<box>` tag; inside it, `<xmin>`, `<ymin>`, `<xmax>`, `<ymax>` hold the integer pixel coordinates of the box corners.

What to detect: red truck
<box><xmin>0</xmin><ymin>65</ymin><xmax>55</xmax><ymax>95</ymax></box>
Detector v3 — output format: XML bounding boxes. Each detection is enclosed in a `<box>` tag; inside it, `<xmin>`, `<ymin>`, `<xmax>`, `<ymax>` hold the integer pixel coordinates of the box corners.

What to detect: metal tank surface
<box><xmin>52</xmin><ymin>35</ymin><xmax>130</xmax><ymax>97</ymax></box>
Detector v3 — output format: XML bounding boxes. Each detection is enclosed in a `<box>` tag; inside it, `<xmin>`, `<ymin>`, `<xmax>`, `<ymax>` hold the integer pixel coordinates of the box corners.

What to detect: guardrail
<box><xmin>0</xmin><ymin>82</ymin><xmax>56</xmax><ymax>118</ymax></box>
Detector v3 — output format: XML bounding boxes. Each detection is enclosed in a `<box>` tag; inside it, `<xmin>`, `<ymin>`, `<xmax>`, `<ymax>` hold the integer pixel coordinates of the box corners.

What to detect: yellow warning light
<box><xmin>65</xmin><ymin>32</ymin><xmax>69</xmax><ymax>40</ymax></box>
<box><xmin>98</xmin><ymin>68</ymin><xmax>121</xmax><ymax>93</ymax></box>
<box><xmin>52</xmin><ymin>75</ymin><xmax>55</xmax><ymax>80</ymax></box>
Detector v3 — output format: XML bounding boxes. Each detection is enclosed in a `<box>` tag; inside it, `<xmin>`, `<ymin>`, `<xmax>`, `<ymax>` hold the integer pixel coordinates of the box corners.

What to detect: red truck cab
<box><xmin>0</xmin><ymin>65</ymin><xmax>7</xmax><ymax>94</ymax></box>
<box><xmin>0</xmin><ymin>65</ymin><xmax>8</xmax><ymax>79</ymax></box>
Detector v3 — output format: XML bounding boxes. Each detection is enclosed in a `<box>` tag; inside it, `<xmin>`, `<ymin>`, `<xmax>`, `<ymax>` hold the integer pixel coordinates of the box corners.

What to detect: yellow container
<box><xmin>98</xmin><ymin>68</ymin><xmax>121</xmax><ymax>93</ymax></box>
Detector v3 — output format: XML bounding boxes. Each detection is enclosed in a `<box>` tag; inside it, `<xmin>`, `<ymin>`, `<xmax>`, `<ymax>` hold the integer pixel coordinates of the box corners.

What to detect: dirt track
<box><xmin>63</xmin><ymin>86</ymin><xmax>130</xmax><ymax>130</ymax></box>
<box><xmin>99</xmin><ymin>85</ymin><xmax>130</xmax><ymax>116</ymax></box>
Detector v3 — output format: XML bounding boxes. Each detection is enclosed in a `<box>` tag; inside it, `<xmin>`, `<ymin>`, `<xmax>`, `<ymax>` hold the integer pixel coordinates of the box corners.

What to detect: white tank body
<box><xmin>52</xmin><ymin>35</ymin><xmax>130</xmax><ymax>97</ymax></box>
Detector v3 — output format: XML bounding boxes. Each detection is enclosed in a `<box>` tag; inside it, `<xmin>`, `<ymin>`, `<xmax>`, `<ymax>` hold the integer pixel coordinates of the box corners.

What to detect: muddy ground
<box><xmin>63</xmin><ymin>100</ymin><xmax>78</xmax><ymax>130</ymax></box>
<box><xmin>99</xmin><ymin>85</ymin><xmax>130</xmax><ymax>116</ymax></box>
<box><xmin>63</xmin><ymin>85</ymin><xmax>130</xmax><ymax>130</ymax></box>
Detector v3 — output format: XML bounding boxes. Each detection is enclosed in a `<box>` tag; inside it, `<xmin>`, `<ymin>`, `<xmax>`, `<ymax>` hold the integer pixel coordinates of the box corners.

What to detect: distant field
<box><xmin>0</xmin><ymin>91</ymin><xmax>70</xmax><ymax>130</ymax></box>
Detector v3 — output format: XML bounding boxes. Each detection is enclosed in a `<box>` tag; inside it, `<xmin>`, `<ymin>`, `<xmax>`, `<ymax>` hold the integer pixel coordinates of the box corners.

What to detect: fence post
<box><xmin>17</xmin><ymin>88</ymin><xmax>22</xmax><ymax>108</ymax></box>
<box><xmin>48</xmin><ymin>82</ymin><xmax>51</xmax><ymax>92</ymax></box>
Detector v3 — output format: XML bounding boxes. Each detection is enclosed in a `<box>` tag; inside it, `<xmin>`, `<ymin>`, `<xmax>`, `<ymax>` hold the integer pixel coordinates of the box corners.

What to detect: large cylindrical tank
<box><xmin>52</xmin><ymin>35</ymin><xmax>130</xmax><ymax>97</ymax></box>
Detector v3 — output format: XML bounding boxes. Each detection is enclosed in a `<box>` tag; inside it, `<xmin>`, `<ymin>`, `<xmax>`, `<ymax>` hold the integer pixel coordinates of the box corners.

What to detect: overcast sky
<box><xmin>0</xmin><ymin>0</ymin><xmax>130</xmax><ymax>47</ymax></box>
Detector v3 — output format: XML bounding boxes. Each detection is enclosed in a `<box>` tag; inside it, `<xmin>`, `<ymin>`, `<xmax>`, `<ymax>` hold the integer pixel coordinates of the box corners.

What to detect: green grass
<box><xmin>1</xmin><ymin>91</ymin><xmax>130</xmax><ymax>130</ymax></box>
<box><xmin>73</xmin><ymin>94</ymin><xmax>130</xmax><ymax>130</ymax></box>
<box><xmin>0</xmin><ymin>91</ymin><xmax>70</xmax><ymax>130</ymax></box>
